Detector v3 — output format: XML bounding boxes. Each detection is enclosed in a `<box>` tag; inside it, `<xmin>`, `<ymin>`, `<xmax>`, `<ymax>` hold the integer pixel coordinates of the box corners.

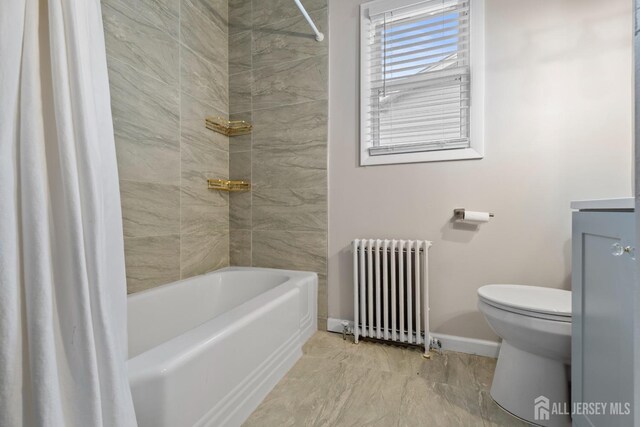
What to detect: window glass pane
<box><xmin>366</xmin><ymin>0</ymin><xmax>471</xmax><ymax>154</ymax></box>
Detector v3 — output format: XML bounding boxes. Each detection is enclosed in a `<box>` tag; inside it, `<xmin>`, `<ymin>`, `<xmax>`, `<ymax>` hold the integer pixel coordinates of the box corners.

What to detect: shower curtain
<box><xmin>0</xmin><ymin>0</ymin><xmax>137</xmax><ymax>426</ymax></box>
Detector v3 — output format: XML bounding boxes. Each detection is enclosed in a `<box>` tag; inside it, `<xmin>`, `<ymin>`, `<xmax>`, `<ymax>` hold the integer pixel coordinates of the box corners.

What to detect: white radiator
<box><xmin>352</xmin><ymin>239</ymin><xmax>433</xmax><ymax>356</ymax></box>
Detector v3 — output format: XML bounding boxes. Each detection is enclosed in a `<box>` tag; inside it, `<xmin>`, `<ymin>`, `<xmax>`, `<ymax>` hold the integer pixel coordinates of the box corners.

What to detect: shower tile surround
<box><xmin>103</xmin><ymin>0</ymin><xmax>230</xmax><ymax>292</ymax></box>
<box><xmin>102</xmin><ymin>0</ymin><xmax>329</xmax><ymax>327</ymax></box>
<box><xmin>228</xmin><ymin>0</ymin><xmax>329</xmax><ymax>328</ymax></box>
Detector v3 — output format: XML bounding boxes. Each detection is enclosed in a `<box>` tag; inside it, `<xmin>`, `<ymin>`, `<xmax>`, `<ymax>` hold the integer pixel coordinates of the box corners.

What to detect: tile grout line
<box><xmin>229</xmin><ymin>52</ymin><xmax>328</xmax><ymax>78</ymax></box>
<box><xmin>232</xmin><ymin>97</ymin><xmax>328</xmax><ymax>116</ymax></box>
<box><xmin>249</xmin><ymin>0</ymin><xmax>254</xmax><ymax>267</ymax></box>
<box><xmin>251</xmin><ymin>5</ymin><xmax>327</xmax><ymax>33</ymax></box>
<box><xmin>105</xmin><ymin>53</ymin><xmax>175</xmax><ymax>91</ymax></box>
<box><xmin>119</xmin><ymin>178</ymin><xmax>180</xmax><ymax>187</ymax></box>
<box><xmin>178</xmin><ymin>0</ymin><xmax>183</xmax><ymax>279</ymax></box>
<box><xmin>124</xmin><ymin>232</ymin><xmax>182</xmax><ymax>240</ymax></box>
<box><xmin>180</xmin><ymin>41</ymin><xmax>230</xmax><ymax>87</ymax></box>
<box><xmin>226</xmin><ymin>1</ymin><xmax>232</xmax><ymax>268</ymax></box>
<box><xmin>228</xmin><ymin>1</ymin><xmax>234</xmax><ymax>267</ymax></box>
<box><xmin>132</xmin><ymin>0</ymin><xmax>228</xmax><ymax>63</ymax></box>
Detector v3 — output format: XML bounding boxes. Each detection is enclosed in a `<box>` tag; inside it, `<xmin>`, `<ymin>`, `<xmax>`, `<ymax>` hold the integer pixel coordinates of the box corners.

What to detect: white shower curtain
<box><xmin>0</xmin><ymin>0</ymin><xmax>137</xmax><ymax>426</ymax></box>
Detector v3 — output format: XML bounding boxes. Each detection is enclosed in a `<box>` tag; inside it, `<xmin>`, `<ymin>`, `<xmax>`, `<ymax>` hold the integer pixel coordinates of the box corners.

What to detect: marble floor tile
<box><xmin>415</xmin><ymin>351</ymin><xmax>498</xmax><ymax>392</ymax></box>
<box><xmin>480</xmin><ymin>391</ymin><xmax>530</xmax><ymax>426</ymax></box>
<box><xmin>244</xmin><ymin>332</ymin><xmax>527</xmax><ymax>427</ymax></box>
<box><xmin>245</xmin><ymin>358</ymin><xmax>406</xmax><ymax>427</ymax></box>
<box><xmin>302</xmin><ymin>328</ymin><xmax>351</xmax><ymax>359</ymax></box>
<box><xmin>396</xmin><ymin>379</ymin><xmax>485</xmax><ymax>427</ymax></box>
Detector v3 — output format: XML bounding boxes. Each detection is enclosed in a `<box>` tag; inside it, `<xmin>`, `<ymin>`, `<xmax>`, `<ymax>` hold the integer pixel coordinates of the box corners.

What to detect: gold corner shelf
<box><xmin>205</xmin><ymin>116</ymin><xmax>252</xmax><ymax>137</ymax></box>
<box><xmin>208</xmin><ymin>179</ymin><xmax>251</xmax><ymax>192</ymax></box>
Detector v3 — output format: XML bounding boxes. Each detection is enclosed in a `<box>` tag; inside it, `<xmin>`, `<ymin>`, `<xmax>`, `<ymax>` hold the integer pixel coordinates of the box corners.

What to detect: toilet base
<box><xmin>491</xmin><ymin>341</ymin><xmax>571</xmax><ymax>427</ymax></box>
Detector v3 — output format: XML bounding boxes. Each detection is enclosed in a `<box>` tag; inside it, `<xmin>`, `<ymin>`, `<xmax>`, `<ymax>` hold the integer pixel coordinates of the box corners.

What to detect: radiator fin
<box><xmin>353</xmin><ymin>239</ymin><xmax>432</xmax><ymax>352</ymax></box>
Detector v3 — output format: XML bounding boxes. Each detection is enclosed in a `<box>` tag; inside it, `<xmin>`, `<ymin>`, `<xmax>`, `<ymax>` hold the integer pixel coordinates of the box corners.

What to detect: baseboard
<box><xmin>429</xmin><ymin>332</ymin><xmax>500</xmax><ymax>358</ymax></box>
<box><xmin>327</xmin><ymin>317</ymin><xmax>500</xmax><ymax>358</ymax></box>
<box><xmin>327</xmin><ymin>318</ymin><xmax>352</xmax><ymax>334</ymax></box>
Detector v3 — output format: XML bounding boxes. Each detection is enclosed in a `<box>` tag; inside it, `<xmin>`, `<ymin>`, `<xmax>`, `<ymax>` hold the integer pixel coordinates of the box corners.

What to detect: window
<box><xmin>360</xmin><ymin>0</ymin><xmax>484</xmax><ymax>165</ymax></box>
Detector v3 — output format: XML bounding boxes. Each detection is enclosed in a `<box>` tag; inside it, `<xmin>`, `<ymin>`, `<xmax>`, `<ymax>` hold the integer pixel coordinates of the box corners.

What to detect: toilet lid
<box><xmin>478</xmin><ymin>285</ymin><xmax>571</xmax><ymax>318</ymax></box>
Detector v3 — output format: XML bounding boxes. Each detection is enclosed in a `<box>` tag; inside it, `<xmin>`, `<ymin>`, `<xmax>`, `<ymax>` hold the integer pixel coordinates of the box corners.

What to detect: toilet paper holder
<box><xmin>453</xmin><ymin>208</ymin><xmax>495</xmax><ymax>221</ymax></box>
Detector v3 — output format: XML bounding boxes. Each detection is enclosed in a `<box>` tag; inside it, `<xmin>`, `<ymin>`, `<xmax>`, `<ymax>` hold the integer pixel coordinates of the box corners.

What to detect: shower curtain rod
<box><xmin>294</xmin><ymin>0</ymin><xmax>324</xmax><ymax>41</ymax></box>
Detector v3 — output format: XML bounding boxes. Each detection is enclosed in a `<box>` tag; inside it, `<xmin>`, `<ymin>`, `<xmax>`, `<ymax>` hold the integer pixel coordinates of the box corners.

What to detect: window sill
<box><xmin>360</xmin><ymin>147</ymin><xmax>484</xmax><ymax>166</ymax></box>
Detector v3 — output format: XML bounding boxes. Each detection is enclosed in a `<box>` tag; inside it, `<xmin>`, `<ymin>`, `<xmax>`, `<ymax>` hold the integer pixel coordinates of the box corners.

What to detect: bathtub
<box><xmin>127</xmin><ymin>267</ymin><xmax>317</xmax><ymax>427</ymax></box>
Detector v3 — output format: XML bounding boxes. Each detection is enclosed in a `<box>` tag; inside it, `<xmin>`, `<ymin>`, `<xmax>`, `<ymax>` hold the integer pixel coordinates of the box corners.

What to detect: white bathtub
<box><xmin>127</xmin><ymin>267</ymin><xmax>317</xmax><ymax>427</ymax></box>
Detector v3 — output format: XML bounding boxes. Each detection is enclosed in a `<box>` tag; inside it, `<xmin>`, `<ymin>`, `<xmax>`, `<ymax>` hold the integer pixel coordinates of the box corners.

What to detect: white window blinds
<box><xmin>364</xmin><ymin>0</ymin><xmax>470</xmax><ymax>156</ymax></box>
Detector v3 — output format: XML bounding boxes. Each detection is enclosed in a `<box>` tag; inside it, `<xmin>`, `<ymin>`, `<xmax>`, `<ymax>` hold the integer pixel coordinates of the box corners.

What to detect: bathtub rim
<box><xmin>127</xmin><ymin>267</ymin><xmax>317</xmax><ymax>376</ymax></box>
<box><xmin>126</xmin><ymin>266</ymin><xmax>294</xmax><ymax>302</ymax></box>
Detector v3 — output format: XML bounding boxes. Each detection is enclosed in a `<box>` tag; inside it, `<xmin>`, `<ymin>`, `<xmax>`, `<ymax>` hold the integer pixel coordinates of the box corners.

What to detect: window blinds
<box><xmin>364</xmin><ymin>0</ymin><xmax>470</xmax><ymax>156</ymax></box>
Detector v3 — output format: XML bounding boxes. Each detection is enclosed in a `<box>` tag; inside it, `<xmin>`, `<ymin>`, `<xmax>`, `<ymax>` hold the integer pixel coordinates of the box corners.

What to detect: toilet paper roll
<box><xmin>463</xmin><ymin>211</ymin><xmax>491</xmax><ymax>223</ymax></box>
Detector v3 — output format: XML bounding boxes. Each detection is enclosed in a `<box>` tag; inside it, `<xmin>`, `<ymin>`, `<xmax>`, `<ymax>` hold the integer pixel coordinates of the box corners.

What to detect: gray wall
<box><xmin>228</xmin><ymin>0</ymin><xmax>329</xmax><ymax>329</ymax></box>
<box><xmin>634</xmin><ymin>0</ymin><xmax>640</xmax><ymax>413</ymax></box>
<box><xmin>102</xmin><ymin>0</ymin><xmax>230</xmax><ymax>293</ymax></box>
<box><xmin>636</xmin><ymin>0</ymin><xmax>640</xmax><ymax>254</ymax></box>
<box><xmin>328</xmin><ymin>0</ymin><xmax>633</xmax><ymax>341</ymax></box>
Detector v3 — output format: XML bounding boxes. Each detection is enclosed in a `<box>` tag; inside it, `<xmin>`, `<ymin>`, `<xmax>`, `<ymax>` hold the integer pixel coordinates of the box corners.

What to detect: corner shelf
<box><xmin>207</xmin><ymin>179</ymin><xmax>250</xmax><ymax>192</ymax></box>
<box><xmin>205</xmin><ymin>116</ymin><xmax>252</xmax><ymax>137</ymax></box>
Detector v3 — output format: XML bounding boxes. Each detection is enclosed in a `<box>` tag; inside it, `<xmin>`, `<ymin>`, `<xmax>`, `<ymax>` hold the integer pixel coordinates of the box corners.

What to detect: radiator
<box><xmin>352</xmin><ymin>239</ymin><xmax>433</xmax><ymax>356</ymax></box>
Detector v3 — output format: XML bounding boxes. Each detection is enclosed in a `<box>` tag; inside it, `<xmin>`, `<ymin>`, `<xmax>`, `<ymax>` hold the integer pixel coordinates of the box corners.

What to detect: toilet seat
<box><xmin>478</xmin><ymin>284</ymin><xmax>571</xmax><ymax>323</ymax></box>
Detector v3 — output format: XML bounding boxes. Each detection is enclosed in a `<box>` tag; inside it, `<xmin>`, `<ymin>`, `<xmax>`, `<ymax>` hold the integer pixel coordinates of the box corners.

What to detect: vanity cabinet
<box><xmin>572</xmin><ymin>206</ymin><xmax>636</xmax><ymax>427</ymax></box>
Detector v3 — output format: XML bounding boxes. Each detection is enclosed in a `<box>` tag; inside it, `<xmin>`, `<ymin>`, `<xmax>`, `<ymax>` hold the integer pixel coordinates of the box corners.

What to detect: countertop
<box><xmin>570</xmin><ymin>198</ymin><xmax>634</xmax><ymax>211</ymax></box>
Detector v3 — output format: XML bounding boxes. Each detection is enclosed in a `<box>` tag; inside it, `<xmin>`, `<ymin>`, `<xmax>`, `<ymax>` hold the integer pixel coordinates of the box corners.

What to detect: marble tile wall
<box><xmin>102</xmin><ymin>0</ymin><xmax>230</xmax><ymax>293</ymax></box>
<box><xmin>228</xmin><ymin>0</ymin><xmax>329</xmax><ymax>329</ymax></box>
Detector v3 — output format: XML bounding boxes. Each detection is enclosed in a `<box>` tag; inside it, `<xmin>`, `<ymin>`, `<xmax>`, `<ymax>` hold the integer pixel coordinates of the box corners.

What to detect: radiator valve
<box><xmin>341</xmin><ymin>321</ymin><xmax>350</xmax><ymax>340</ymax></box>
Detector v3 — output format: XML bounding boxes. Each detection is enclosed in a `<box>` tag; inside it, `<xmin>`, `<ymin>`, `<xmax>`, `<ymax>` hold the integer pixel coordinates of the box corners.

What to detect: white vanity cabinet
<box><xmin>571</xmin><ymin>199</ymin><xmax>636</xmax><ymax>427</ymax></box>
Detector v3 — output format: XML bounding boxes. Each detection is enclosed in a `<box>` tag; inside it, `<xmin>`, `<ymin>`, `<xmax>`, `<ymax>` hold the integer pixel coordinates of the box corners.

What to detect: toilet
<box><xmin>478</xmin><ymin>284</ymin><xmax>572</xmax><ymax>427</ymax></box>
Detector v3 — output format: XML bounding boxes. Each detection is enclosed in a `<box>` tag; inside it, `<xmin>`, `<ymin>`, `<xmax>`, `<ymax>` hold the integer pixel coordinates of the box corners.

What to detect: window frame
<box><xmin>359</xmin><ymin>0</ymin><xmax>485</xmax><ymax>166</ymax></box>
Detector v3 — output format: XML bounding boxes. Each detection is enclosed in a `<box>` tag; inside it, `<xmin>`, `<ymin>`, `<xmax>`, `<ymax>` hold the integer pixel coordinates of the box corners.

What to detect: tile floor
<box><xmin>244</xmin><ymin>332</ymin><xmax>529</xmax><ymax>426</ymax></box>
